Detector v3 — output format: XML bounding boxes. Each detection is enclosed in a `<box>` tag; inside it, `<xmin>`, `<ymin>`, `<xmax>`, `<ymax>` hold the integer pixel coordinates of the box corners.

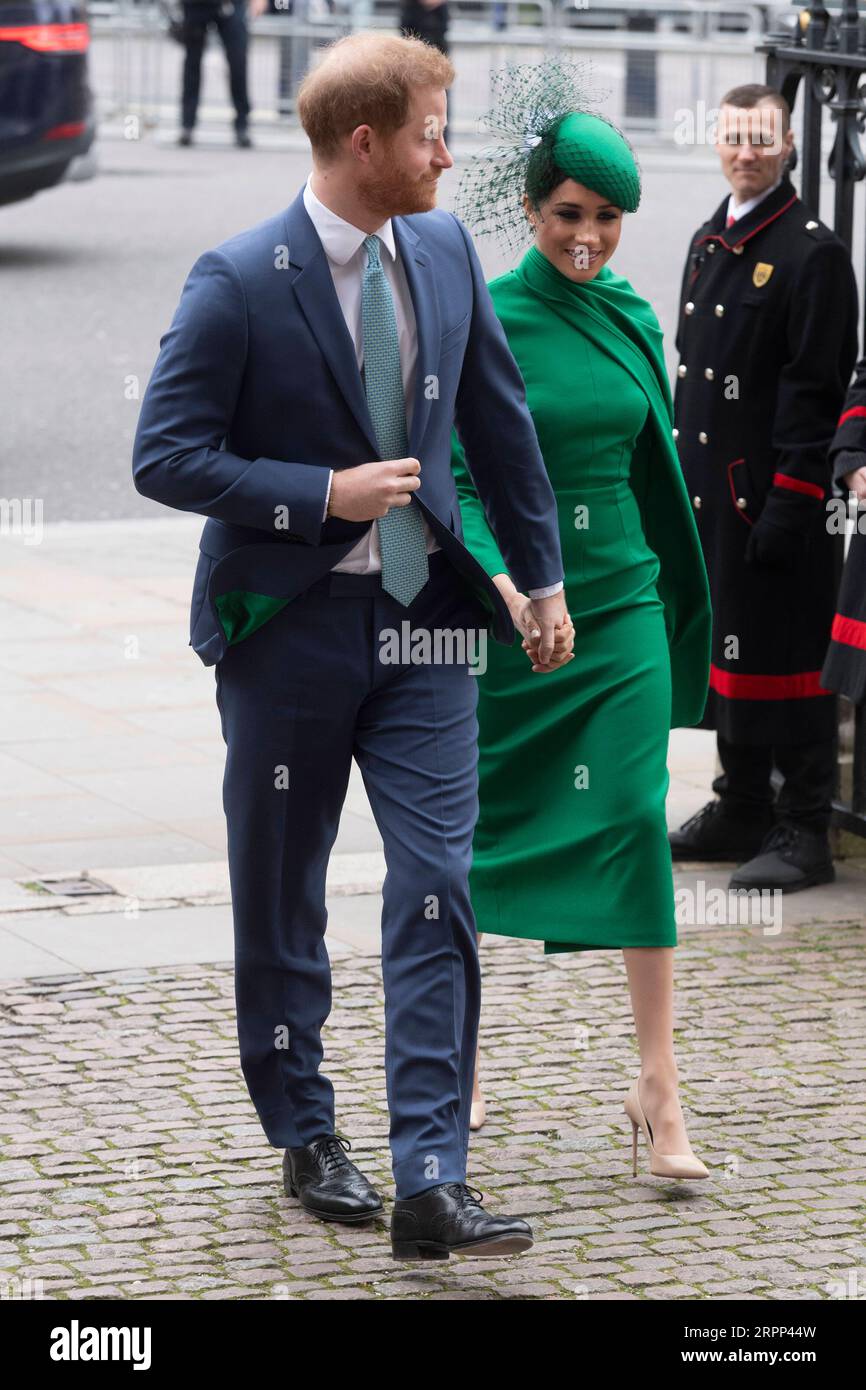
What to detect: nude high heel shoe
<box><xmin>624</xmin><ymin>1077</ymin><xmax>709</xmax><ymax>1179</ymax></box>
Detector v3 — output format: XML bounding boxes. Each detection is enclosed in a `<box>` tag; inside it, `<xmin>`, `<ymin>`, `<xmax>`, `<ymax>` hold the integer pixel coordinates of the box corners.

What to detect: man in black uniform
<box><xmin>669</xmin><ymin>83</ymin><xmax>859</xmax><ymax>891</ymax></box>
<box><xmin>177</xmin><ymin>0</ymin><xmax>264</xmax><ymax>147</ymax></box>
<box><xmin>821</xmin><ymin>363</ymin><xmax>866</xmax><ymax>704</ymax></box>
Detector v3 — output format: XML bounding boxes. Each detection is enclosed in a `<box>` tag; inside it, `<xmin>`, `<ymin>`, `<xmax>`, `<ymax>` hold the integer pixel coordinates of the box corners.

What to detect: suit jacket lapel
<box><xmin>283</xmin><ymin>187</ymin><xmax>438</xmax><ymax>463</ymax></box>
<box><xmin>284</xmin><ymin>189</ymin><xmax>381</xmax><ymax>458</ymax></box>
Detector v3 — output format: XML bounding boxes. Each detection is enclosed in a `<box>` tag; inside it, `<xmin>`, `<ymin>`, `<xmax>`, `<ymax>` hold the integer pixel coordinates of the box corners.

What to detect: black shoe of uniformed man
<box><xmin>283</xmin><ymin>1133</ymin><xmax>384</xmax><ymax>1223</ymax></box>
<box><xmin>391</xmin><ymin>1182</ymin><xmax>533</xmax><ymax>1261</ymax></box>
<box><xmin>728</xmin><ymin>822</ymin><xmax>835</xmax><ymax>894</ymax></box>
<box><xmin>668</xmin><ymin>799</ymin><xmax>773</xmax><ymax>862</ymax></box>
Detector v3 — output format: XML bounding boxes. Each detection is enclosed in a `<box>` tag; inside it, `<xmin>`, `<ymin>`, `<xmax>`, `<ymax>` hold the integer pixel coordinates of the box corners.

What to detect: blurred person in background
<box><xmin>178</xmin><ymin>0</ymin><xmax>269</xmax><ymax>147</ymax></box>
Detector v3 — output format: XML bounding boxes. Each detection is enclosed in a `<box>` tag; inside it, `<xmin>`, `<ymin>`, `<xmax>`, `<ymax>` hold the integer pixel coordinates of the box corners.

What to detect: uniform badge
<box><xmin>752</xmin><ymin>262</ymin><xmax>774</xmax><ymax>287</ymax></box>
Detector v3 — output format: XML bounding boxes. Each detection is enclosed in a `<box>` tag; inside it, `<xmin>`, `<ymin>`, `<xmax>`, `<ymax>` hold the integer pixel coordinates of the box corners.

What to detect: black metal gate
<box><xmin>759</xmin><ymin>3</ymin><xmax>866</xmax><ymax>841</ymax></box>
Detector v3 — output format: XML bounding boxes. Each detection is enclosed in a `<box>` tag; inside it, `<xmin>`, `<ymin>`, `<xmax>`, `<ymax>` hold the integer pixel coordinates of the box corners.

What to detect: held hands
<box><xmin>494</xmin><ymin>577</ymin><xmax>575</xmax><ymax>672</ymax></box>
<box><xmin>327</xmin><ymin>471</ymin><xmax>576</xmax><ymax>672</ymax></box>
<box><xmin>522</xmin><ymin>602</ymin><xmax>575</xmax><ymax>673</ymax></box>
<box><xmin>328</xmin><ymin>458</ymin><xmax>421</xmax><ymax>522</ymax></box>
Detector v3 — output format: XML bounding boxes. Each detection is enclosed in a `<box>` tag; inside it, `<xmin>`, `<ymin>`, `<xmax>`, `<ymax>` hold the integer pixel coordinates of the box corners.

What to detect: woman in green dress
<box><xmin>452</xmin><ymin>92</ymin><xmax>713</xmax><ymax>1178</ymax></box>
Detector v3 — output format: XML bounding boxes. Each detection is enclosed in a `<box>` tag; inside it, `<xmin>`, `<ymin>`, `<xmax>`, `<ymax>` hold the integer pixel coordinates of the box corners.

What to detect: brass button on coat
<box><xmin>677</xmin><ymin>364</ymin><xmax>687</xmax><ymax>377</ymax></box>
<box><xmin>684</xmin><ymin>302</ymin><xmax>695</xmax><ymax>315</ymax></box>
<box><xmin>704</xmin><ymin>367</ymin><xmax>714</xmax><ymax>380</ymax></box>
<box><xmin>698</xmin><ymin>431</ymin><xmax>708</xmax><ymax>444</ymax></box>
<box><xmin>714</xmin><ymin>304</ymin><xmax>725</xmax><ymax>317</ymax></box>
<box><xmin>693</xmin><ymin>496</ymin><xmax>702</xmax><ymax>509</ymax></box>
<box><xmin>736</xmin><ymin>497</ymin><xmax>747</xmax><ymax>509</ymax></box>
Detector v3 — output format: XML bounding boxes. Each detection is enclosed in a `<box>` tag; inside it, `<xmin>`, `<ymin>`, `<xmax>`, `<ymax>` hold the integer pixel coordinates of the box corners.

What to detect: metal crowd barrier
<box><xmin>86</xmin><ymin>1</ymin><xmax>774</xmax><ymax>139</ymax></box>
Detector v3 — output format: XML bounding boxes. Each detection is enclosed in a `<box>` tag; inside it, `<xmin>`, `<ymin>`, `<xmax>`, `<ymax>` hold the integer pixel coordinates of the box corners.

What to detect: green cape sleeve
<box><xmin>628</xmin><ymin>417</ymin><xmax>712</xmax><ymax>730</ymax></box>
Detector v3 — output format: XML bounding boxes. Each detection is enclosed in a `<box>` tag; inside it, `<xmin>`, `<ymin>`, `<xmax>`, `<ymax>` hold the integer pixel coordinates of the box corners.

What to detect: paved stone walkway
<box><xmin>3</xmin><ymin>922</ymin><xmax>865</xmax><ymax>1301</ymax></box>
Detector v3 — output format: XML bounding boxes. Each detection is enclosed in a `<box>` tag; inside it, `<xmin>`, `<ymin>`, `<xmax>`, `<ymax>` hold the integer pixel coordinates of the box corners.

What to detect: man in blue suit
<box><xmin>133</xmin><ymin>32</ymin><xmax>571</xmax><ymax>1261</ymax></box>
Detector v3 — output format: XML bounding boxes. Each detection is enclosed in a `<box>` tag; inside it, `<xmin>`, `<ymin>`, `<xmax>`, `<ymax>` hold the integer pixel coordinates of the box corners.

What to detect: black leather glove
<box><xmin>744</xmin><ymin>516</ymin><xmax>805</xmax><ymax>572</ymax></box>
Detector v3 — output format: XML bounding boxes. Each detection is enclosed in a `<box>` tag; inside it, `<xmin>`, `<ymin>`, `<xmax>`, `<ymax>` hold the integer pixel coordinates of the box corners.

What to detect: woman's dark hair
<box><xmin>524</xmin><ymin>138</ymin><xmax>569</xmax><ymax>213</ymax></box>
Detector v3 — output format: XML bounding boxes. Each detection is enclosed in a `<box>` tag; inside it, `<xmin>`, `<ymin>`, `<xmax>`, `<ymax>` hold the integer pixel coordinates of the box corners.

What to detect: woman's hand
<box><xmin>492</xmin><ymin>573</ymin><xmax>575</xmax><ymax>673</ymax></box>
<box><xmin>492</xmin><ymin>573</ymin><xmax>535</xmax><ymax>640</ymax></box>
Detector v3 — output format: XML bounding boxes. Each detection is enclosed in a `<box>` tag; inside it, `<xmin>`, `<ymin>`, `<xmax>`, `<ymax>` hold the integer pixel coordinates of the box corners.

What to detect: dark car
<box><xmin>0</xmin><ymin>0</ymin><xmax>96</xmax><ymax>207</ymax></box>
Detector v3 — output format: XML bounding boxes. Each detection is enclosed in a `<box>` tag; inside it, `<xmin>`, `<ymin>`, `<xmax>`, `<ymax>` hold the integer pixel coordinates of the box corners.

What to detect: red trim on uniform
<box><xmin>727</xmin><ymin>459</ymin><xmax>753</xmax><ymax>526</ymax></box>
<box><xmin>709</xmin><ymin>665</ymin><xmax>834</xmax><ymax>699</ymax></box>
<box><xmin>694</xmin><ymin>194</ymin><xmax>798</xmax><ymax>254</ymax></box>
<box><xmin>772</xmin><ymin>471</ymin><xmax>824</xmax><ymax>499</ymax></box>
<box><xmin>831</xmin><ymin>612</ymin><xmax>866</xmax><ymax>652</ymax></box>
<box><xmin>837</xmin><ymin>405</ymin><xmax>866</xmax><ymax>429</ymax></box>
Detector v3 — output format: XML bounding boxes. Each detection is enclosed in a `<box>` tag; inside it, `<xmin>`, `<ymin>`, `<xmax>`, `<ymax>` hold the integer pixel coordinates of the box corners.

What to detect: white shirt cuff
<box><xmin>526</xmin><ymin>581</ymin><xmax>564</xmax><ymax>599</ymax></box>
<box><xmin>322</xmin><ymin>469</ymin><xmax>334</xmax><ymax>522</ymax></box>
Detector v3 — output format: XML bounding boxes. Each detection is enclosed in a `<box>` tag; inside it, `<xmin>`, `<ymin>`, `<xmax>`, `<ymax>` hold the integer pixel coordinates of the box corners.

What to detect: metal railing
<box><xmin>87</xmin><ymin>1</ymin><xmax>774</xmax><ymax>138</ymax></box>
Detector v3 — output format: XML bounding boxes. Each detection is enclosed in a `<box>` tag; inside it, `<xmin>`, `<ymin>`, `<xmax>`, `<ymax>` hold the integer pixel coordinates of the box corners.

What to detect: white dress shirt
<box><xmin>303</xmin><ymin>174</ymin><xmax>563</xmax><ymax>599</ymax></box>
<box><xmin>725</xmin><ymin>174</ymin><xmax>782</xmax><ymax>224</ymax></box>
<box><xmin>303</xmin><ymin>174</ymin><xmax>437</xmax><ymax>574</ymax></box>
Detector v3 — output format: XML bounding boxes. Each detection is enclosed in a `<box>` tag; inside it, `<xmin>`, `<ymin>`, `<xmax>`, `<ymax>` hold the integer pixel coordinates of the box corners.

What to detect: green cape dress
<box><xmin>451</xmin><ymin>242</ymin><xmax>711</xmax><ymax>952</ymax></box>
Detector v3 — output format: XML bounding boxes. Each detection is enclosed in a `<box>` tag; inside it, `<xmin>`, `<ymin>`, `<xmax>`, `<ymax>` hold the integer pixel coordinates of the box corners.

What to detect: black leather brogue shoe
<box><xmin>391</xmin><ymin>1182</ymin><xmax>533</xmax><ymax>1261</ymax></box>
<box><xmin>283</xmin><ymin>1132</ymin><xmax>384</xmax><ymax>1224</ymax></box>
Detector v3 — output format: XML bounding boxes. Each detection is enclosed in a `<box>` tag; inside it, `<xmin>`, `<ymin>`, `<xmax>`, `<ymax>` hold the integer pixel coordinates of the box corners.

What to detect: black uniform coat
<box><xmin>821</xmin><ymin>356</ymin><xmax>866</xmax><ymax>704</ymax></box>
<box><xmin>673</xmin><ymin>174</ymin><xmax>858</xmax><ymax>744</ymax></box>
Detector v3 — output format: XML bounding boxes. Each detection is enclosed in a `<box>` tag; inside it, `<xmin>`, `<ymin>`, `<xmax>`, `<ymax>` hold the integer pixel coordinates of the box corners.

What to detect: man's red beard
<box><xmin>358</xmin><ymin>156</ymin><xmax>439</xmax><ymax>219</ymax></box>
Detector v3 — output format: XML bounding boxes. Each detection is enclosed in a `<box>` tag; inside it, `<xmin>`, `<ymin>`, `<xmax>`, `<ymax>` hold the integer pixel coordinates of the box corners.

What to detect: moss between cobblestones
<box><xmin>1</xmin><ymin>925</ymin><xmax>864</xmax><ymax>1299</ymax></box>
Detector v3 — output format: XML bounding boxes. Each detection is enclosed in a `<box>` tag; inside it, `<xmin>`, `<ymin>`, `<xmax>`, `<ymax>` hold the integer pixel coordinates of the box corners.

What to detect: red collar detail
<box><xmin>695</xmin><ymin>194</ymin><xmax>799</xmax><ymax>253</ymax></box>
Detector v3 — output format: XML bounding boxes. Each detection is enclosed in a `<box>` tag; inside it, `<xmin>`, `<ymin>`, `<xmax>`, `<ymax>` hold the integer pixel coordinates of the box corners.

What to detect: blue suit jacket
<box><xmin>132</xmin><ymin>184</ymin><xmax>563</xmax><ymax>666</ymax></box>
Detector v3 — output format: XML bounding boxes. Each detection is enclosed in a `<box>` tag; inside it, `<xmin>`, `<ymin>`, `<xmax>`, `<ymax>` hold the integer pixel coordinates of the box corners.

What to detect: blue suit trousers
<box><xmin>214</xmin><ymin>553</ymin><xmax>487</xmax><ymax>1198</ymax></box>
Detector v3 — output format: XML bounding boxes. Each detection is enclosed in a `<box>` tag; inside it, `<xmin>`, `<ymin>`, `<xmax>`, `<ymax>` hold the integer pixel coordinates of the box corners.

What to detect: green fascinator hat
<box><xmin>455</xmin><ymin>59</ymin><xmax>642</xmax><ymax>255</ymax></box>
<box><xmin>542</xmin><ymin>110</ymin><xmax>641</xmax><ymax>213</ymax></box>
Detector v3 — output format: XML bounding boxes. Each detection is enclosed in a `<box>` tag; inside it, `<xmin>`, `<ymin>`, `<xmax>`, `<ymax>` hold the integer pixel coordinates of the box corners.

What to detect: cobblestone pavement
<box><xmin>2</xmin><ymin>920</ymin><xmax>865</xmax><ymax>1302</ymax></box>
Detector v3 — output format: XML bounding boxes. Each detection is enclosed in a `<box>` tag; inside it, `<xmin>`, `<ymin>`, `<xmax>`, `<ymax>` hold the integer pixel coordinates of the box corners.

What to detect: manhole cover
<box><xmin>31</xmin><ymin>875</ymin><xmax>115</xmax><ymax>897</ymax></box>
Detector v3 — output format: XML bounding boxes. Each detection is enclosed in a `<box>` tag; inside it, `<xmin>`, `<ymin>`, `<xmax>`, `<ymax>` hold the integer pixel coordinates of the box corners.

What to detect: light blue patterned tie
<box><xmin>361</xmin><ymin>233</ymin><xmax>429</xmax><ymax>606</ymax></box>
